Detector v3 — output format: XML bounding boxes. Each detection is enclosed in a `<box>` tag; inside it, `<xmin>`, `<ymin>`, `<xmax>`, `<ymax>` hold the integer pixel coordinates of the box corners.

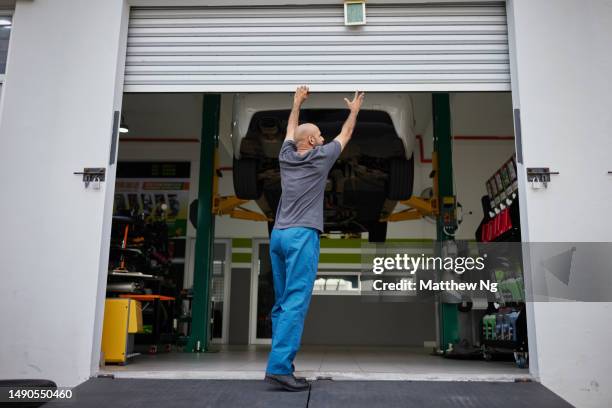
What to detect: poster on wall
<box><xmin>113</xmin><ymin>162</ymin><xmax>191</xmax><ymax>237</ymax></box>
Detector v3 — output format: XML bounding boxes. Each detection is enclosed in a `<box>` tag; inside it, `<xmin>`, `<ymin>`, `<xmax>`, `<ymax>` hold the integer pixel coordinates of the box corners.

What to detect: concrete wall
<box><xmin>508</xmin><ymin>1</ymin><xmax>612</xmax><ymax>407</ymax></box>
<box><xmin>0</xmin><ymin>0</ymin><xmax>128</xmax><ymax>388</ymax></box>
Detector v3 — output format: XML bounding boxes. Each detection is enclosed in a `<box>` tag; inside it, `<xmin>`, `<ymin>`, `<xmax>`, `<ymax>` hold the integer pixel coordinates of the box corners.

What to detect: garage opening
<box><xmin>98</xmin><ymin>2</ymin><xmax>529</xmax><ymax>380</ymax></box>
<box><xmin>98</xmin><ymin>90</ymin><xmax>527</xmax><ymax>380</ymax></box>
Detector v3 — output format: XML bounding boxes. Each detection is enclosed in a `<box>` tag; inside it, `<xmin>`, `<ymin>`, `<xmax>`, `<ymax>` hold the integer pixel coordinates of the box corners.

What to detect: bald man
<box><xmin>264</xmin><ymin>86</ymin><xmax>365</xmax><ymax>391</ymax></box>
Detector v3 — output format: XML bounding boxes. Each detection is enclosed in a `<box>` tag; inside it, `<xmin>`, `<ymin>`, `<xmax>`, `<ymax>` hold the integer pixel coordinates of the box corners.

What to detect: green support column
<box><xmin>432</xmin><ymin>93</ymin><xmax>459</xmax><ymax>352</ymax></box>
<box><xmin>186</xmin><ymin>94</ymin><xmax>221</xmax><ymax>352</ymax></box>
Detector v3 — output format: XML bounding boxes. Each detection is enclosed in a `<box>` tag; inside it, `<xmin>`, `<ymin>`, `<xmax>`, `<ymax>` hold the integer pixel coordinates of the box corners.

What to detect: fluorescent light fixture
<box><xmin>0</xmin><ymin>19</ymin><xmax>11</xmax><ymax>27</ymax></box>
<box><xmin>344</xmin><ymin>1</ymin><xmax>366</xmax><ymax>26</ymax></box>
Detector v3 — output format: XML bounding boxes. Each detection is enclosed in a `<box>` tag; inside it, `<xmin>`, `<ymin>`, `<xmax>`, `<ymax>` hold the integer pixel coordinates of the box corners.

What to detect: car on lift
<box><xmin>231</xmin><ymin>93</ymin><xmax>416</xmax><ymax>242</ymax></box>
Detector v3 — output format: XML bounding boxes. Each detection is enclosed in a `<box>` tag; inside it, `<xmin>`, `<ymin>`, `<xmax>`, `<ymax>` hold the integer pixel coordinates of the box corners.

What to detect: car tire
<box><xmin>387</xmin><ymin>155</ymin><xmax>414</xmax><ymax>200</ymax></box>
<box><xmin>368</xmin><ymin>222</ymin><xmax>387</xmax><ymax>243</ymax></box>
<box><xmin>233</xmin><ymin>157</ymin><xmax>262</xmax><ymax>199</ymax></box>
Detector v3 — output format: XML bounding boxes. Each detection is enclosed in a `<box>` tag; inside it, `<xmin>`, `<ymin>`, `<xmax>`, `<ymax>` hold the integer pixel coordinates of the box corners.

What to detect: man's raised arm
<box><xmin>285</xmin><ymin>85</ymin><xmax>309</xmax><ymax>141</ymax></box>
<box><xmin>334</xmin><ymin>91</ymin><xmax>365</xmax><ymax>151</ymax></box>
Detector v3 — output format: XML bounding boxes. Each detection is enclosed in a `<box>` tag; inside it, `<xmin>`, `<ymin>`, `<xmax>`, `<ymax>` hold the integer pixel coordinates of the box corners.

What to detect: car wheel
<box><xmin>387</xmin><ymin>155</ymin><xmax>414</xmax><ymax>200</ymax></box>
<box><xmin>368</xmin><ymin>222</ymin><xmax>387</xmax><ymax>243</ymax></box>
<box><xmin>233</xmin><ymin>157</ymin><xmax>262</xmax><ymax>199</ymax></box>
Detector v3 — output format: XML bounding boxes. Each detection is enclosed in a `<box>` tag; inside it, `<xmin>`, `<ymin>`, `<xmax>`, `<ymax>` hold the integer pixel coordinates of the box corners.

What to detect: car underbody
<box><xmin>234</xmin><ymin>109</ymin><xmax>414</xmax><ymax>241</ymax></box>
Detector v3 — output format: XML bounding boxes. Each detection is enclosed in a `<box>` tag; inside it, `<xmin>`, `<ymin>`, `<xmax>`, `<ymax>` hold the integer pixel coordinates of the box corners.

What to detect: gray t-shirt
<box><xmin>274</xmin><ymin>139</ymin><xmax>342</xmax><ymax>233</ymax></box>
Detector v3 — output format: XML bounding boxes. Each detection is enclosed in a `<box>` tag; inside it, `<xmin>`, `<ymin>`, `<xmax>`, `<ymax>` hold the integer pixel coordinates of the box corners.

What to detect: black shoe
<box><xmin>264</xmin><ymin>374</ymin><xmax>310</xmax><ymax>392</ymax></box>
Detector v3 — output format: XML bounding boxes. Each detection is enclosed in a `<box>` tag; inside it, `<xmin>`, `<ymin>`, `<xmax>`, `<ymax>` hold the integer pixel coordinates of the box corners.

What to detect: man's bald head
<box><xmin>294</xmin><ymin>123</ymin><xmax>320</xmax><ymax>145</ymax></box>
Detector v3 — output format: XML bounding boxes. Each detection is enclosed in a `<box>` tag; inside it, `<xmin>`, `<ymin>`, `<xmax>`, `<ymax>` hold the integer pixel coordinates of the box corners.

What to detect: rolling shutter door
<box><xmin>125</xmin><ymin>2</ymin><xmax>510</xmax><ymax>92</ymax></box>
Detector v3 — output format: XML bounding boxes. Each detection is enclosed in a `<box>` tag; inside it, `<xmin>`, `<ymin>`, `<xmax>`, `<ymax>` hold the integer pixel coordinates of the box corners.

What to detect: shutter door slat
<box><xmin>124</xmin><ymin>2</ymin><xmax>510</xmax><ymax>92</ymax></box>
<box><xmin>127</xmin><ymin>44</ymin><xmax>509</xmax><ymax>55</ymax></box>
<box><xmin>126</xmin><ymin>54</ymin><xmax>510</xmax><ymax>64</ymax></box>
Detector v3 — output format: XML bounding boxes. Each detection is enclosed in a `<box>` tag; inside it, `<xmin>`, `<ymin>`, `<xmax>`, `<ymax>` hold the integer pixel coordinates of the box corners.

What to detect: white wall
<box><xmin>0</xmin><ymin>0</ymin><xmax>128</xmax><ymax>388</ymax></box>
<box><xmin>509</xmin><ymin>1</ymin><xmax>612</xmax><ymax>406</ymax></box>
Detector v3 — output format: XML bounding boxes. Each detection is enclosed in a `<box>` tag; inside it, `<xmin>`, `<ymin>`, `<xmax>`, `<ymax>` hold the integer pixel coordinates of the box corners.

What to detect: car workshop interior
<box><xmin>99</xmin><ymin>90</ymin><xmax>527</xmax><ymax>380</ymax></box>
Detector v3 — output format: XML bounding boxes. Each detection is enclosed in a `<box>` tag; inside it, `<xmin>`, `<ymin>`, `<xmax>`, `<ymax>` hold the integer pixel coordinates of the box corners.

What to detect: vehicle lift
<box><xmin>187</xmin><ymin>93</ymin><xmax>458</xmax><ymax>353</ymax></box>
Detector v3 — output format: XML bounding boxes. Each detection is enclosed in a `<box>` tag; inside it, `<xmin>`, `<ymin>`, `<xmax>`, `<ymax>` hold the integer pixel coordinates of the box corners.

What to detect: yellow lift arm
<box><xmin>211</xmin><ymin>150</ymin><xmax>270</xmax><ymax>222</ymax></box>
<box><xmin>213</xmin><ymin>195</ymin><xmax>270</xmax><ymax>221</ymax></box>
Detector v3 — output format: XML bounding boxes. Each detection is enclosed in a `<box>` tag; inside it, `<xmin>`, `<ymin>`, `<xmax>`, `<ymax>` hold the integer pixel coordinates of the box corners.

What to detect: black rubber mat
<box><xmin>308</xmin><ymin>380</ymin><xmax>574</xmax><ymax>408</ymax></box>
<box><xmin>42</xmin><ymin>378</ymin><xmax>573</xmax><ymax>408</ymax></box>
<box><xmin>43</xmin><ymin>378</ymin><xmax>309</xmax><ymax>408</ymax></box>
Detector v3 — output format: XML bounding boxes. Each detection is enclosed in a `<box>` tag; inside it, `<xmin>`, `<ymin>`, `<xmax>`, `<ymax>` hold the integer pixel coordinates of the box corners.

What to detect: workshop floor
<box><xmin>101</xmin><ymin>345</ymin><xmax>528</xmax><ymax>382</ymax></box>
<box><xmin>44</xmin><ymin>378</ymin><xmax>573</xmax><ymax>408</ymax></box>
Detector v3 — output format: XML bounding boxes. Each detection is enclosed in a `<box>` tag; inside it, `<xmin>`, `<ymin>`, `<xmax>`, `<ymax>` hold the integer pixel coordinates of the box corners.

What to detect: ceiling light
<box><xmin>119</xmin><ymin>115</ymin><xmax>129</xmax><ymax>134</ymax></box>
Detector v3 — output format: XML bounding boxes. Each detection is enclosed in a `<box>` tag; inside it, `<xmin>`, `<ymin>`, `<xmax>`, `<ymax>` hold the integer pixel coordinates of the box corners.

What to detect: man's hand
<box><xmin>286</xmin><ymin>85</ymin><xmax>310</xmax><ymax>141</ymax></box>
<box><xmin>344</xmin><ymin>91</ymin><xmax>365</xmax><ymax>112</ymax></box>
<box><xmin>294</xmin><ymin>85</ymin><xmax>310</xmax><ymax>107</ymax></box>
<box><xmin>335</xmin><ymin>91</ymin><xmax>365</xmax><ymax>151</ymax></box>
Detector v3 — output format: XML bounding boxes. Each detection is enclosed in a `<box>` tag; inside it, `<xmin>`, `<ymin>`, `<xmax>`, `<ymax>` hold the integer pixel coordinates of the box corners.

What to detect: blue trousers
<box><xmin>266</xmin><ymin>227</ymin><xmax>320</xmax><ymax>375</ymax></box>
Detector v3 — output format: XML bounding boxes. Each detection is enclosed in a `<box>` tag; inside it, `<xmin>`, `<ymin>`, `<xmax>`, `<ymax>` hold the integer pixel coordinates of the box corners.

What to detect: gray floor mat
<box><xmin>43</xmin><ymin>378</ymin><xmax>309</xmax><ymax>408</ymax></box>
<box><xmin>42</xmin><ymin>378</ymin><xmax>573</xmax><ymax>408</ymax></box>
<box><xmin>308</xmin><ymin>380</ymin><xmax>574</xmax><ymax>408</ymax></box>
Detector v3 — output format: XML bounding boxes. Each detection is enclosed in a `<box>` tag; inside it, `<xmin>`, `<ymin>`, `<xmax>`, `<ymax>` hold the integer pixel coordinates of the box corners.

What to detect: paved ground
<box><xmin>43</xmin><ymin>378</ymin><xmax>574</xmax><ymax>408</ymax></box>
